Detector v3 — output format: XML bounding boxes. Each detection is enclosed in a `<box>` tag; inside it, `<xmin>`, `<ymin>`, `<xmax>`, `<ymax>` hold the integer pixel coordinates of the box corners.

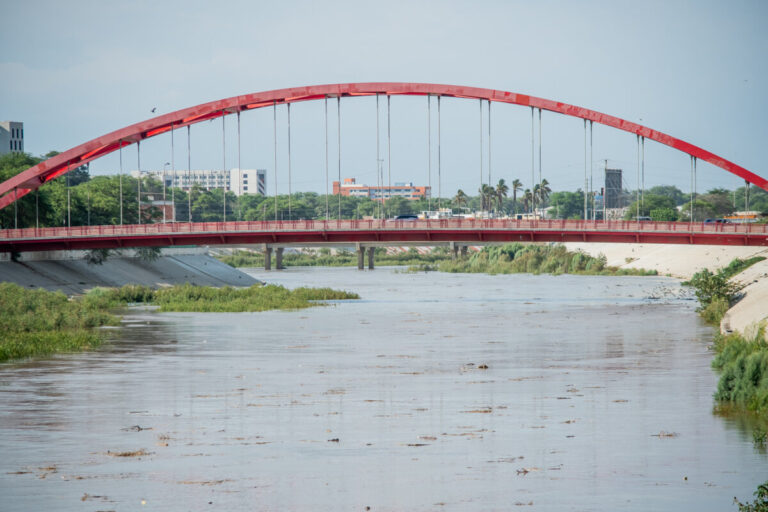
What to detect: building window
<box><xmin>243</xmin><ymin>186</ymin><xmax>248</xmax><ymax>191</ymax></box>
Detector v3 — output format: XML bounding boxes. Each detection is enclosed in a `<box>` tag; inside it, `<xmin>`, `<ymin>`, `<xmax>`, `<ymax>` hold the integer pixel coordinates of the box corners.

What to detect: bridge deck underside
<box><xmin>1</xmin><ymin>228</ymin><xmax>766</xmax><ymax>252</ymax></box>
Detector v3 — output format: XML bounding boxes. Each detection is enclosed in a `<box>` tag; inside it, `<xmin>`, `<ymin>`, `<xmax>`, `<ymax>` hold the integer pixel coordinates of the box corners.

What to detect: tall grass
<box><xmin>0</xmin><ymin>283</ymin><xmax>117</xmax><ymax>362</ymax></box>
<box><xmin>436</xmin><ymin>243</ymin><xmax>656</xmax><ymax>276</ymax></box>
<box><xmin>712</xmin><ymin>328</ymin><xmax>768</xmax><ymax>417</ymax></box>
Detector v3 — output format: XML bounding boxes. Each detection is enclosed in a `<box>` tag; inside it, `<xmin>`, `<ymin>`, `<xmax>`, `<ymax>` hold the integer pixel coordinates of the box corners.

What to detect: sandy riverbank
<box><xmin>564</xmin><ymin>242</ymin><xmax>768</xmax><ymax>338</ymax></box>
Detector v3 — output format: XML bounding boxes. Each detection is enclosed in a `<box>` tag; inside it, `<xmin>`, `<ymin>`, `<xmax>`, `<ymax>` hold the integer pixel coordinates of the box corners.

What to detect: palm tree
<box><xmin>453</xmin><ymin>189</ymin><xmax>468</xmax><ymax>208</ymax></box>
<box><xmin>483</xmin><ymin>184</ymin><xmax>495</xmax><ymax>211</ymax></box>
<box><xmin>495</xmin><ymin>179</ymin><xmax>509</xmax><ymax>214</ymax></box>
<box><xmin>522</xmin><ymin>188</ymin><xmax>532</xmax><ymax>213</ymax></box>
<box><xmin>511</xmin><ymin>179</ymin><xmax>523</xmax><ymax>215</ymax></box>
<box><xmin>537</xmin><ymin>179</ymin><xmax>551</xmax><ymax>207</ymax></box>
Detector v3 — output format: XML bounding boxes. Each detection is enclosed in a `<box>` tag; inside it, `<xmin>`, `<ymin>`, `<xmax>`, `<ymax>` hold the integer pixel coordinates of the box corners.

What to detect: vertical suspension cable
<box><xmin>273</xmin><ymin>101</ymin><xmax>278</xmax><ymax>221</ymax></box>
<box><xmin>690</xmin><ymin>156</ymin><xmax>694</xmax><ymax>227</ymax></box>
<box><xmin>87</xmin><ymin>163</ymin><xmax>91</xmax><ymax>226</ymax></box>
<box><xmin>119</xmin><ymin>140</ymin><xmax>124</xmax><ymax>225</ymax></box>
<box><xmin>287</xmin><ymin>103</ymin><xmax>292</xmax><ymax>220</ymax></box>
<box><xmin>583</xmin><ymin>120</ymin><xmax>588</xmax><ymax>220</ymax></box>
<box><xmin>376</xmin><ymin>93</ymin><xmax>384</xmax><ymax>219</ymax></box>
<box><xmin>427</xmin><ymin>95</ymin><xmax>431</xmax><ymax>212</ymax></box>
<box><xmin>237</xmin><ymin>112</ymin><xmax>241</xmax><ymax>221</ymax></box>
<box><xmin>187</xmin><ymin>125</ymin><xmax>192</xmax><ymax>223</ymax></box>
<box><xmin>66</xmin><ymin>161</ymin><xmax>71</xmax><ymax>228</ymax></box>
<box><xmin>538</xmin><ymin>108</ymin><xmax>542</xmax><ymax>214</ymax></box>
<box><xmin>222</xmin><ymin>111</ymin><xmax>226</xmax><ymax>222</ymax></box>
<box><xmin>438</xmin><ymin>95</ymin><xmax>442</xmax><ymax>211</ymax></box>
<box><xmin>171</xmin><ymin>123</ymin><xmax>175</xmax><ymax>222</ymax></box>
<box><xmin>35</xmin><ymin>188</ymin><xmax>39</xmax><ymax>231</ymax></box>
<box><xmin>488</xmin><ymin>99</ymin><xmax>492</xmax><ymax>188</ymax></box>
<box><xmin>479</xmin><ymin>99</ymin><xmax>483</xmax><ymax>200</ymax></box>
<box><xmin>376</xmin><ymin>94</ymin><xmax>381</xmax><ymax>218</ymax></box>
<box><xmin>530</xmin><ymin>107</ymin><xmax>534</xmax><ymax>213</ymax></box>
<box><xmin>590</xmin><ymin>121</ymin><xmax>594</xmax><ymax>221</ymax></box>
<box><xmin>387</xmin><ymin>94</ymin><xmax>391</xmax><ymax>217</ymax></box>
<box><xmin>14</xmin><ymin>187</ymin><xmax>18</xmax><ymax>230</ymax></box>
<box><xmin>636</xmin><ymin>135</ymin><xmax>640</xmax><ymax>220</ymax></box>
<box><xmin>325</xmin><ymin>96</ymin><xmax>329</xmax><ymax>220</ymax></box>
<box><xmin>337</xmin><ymin>96</ymin><xmax>342</xmax><ymax>219</ymax></box>
<box><xmin>137</xmin><ymin>141</ymin><xmax>141</xmax><ymax>225</ymax></box>
<box><xmin>641</xmin><ymin>136</ymin><xmax>645</xmax><ymax>207</ymax></box>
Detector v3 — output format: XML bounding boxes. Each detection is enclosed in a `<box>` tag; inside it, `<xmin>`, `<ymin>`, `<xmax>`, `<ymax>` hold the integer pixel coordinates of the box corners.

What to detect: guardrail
<box><xmin>1</xmin><ymin>219</ymin><xmax>766</xmax><ymax>241</ymax></box>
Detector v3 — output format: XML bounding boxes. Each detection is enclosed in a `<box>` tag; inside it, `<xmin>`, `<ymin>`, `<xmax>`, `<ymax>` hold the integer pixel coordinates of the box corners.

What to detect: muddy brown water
<box><xmin>0</xmin><ymin>267</ymin><xmax>765</xmax><ymax>511</ymax></box>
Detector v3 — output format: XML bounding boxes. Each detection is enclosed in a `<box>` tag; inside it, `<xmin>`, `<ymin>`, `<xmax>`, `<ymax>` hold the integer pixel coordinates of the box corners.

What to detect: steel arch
<box><xmin>1</xmin><ymin>82</ymin><xmax>766</xmax><ymax>209</ymax></box>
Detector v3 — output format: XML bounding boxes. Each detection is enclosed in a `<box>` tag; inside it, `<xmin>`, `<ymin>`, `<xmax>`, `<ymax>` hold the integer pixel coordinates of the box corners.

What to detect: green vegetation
<box><xmin>434</xmin><ymin>243</ymin><xmax>656</xmax><ymax>276</ymax></box>
<box><xmin>684</xmin><ymin>257</ymin><xmax>768</xmax><ymax>422</ymax></box>
<box><xmin>0</xmin><ymin>282</ymin><xmax>358</xmax><ymax>362</ymax></box>
<box><xmin>0</xmin><ymin>283</ymin><xmax>116</xmax><ymax>362</ymax></box>
<box><xmin>711</xmin><ymin>329</ymin><xmax>768</xmax><ymax>417</ymax></box>
<box><xmin>218</xmin><ymin>247</ymin><xmax>452</xmax><ymax>268</ymax></box>
<box><xmin>735</xmin><ymin>481</ymin><xmax>768</xmax><ymax>512</ymax></box>
<box><xmin>685</xmin><ymin>256</ymin><xmax>765</xmax><ymax>325</ymax></box>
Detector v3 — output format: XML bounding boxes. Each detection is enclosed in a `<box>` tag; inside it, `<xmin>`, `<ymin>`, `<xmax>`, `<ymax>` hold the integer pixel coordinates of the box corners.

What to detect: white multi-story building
<box><xmin>131</xmin><ymin>168</ymin><xmax>266</xmax><ymax>196</ymax></box>
<box><xmin>0</xmin><ymin>121</ymin><xmax>24</xmax><ymax>155</ymax></box>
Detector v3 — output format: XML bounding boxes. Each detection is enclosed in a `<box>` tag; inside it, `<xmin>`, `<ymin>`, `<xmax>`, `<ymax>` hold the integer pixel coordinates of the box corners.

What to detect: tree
<box><xmin>453</xmin><ymin>189</ymin><xmax>468</xmax><ymax>208</ymax></box>
<box><xmin>511</xmin><ymin>179</ymin><xmax>523</xmax><ymax>215</ymax></box>
<box><xmin>495</xmin><ymin>179</ymin><xmax>509</xmax><ymax>213</ymax></box>
<box><xmin>478</xmin><ymin>184</ymin><xmax>494</xmax><ymax>211</ymax></box>
<box><xmin>522</xmin><ymin>189</ymin><xmax>532</xmax><ymax>213</ymax></box>
<box><xmin>624</xmin><ymin>194</ymin><xmax>678</xmax><ymax>220</ymax></box>
<box><xmin>648</xmin><ymin>185</ymin><xmax>686</xmax><ymax>205</ymax></box>
<box><xmin>549</xmin><ymin>191</ymin><xmax>585</xmax><ymax>219</ymax></box>
<box><xmin>680</xmin><ymin>199</ymin><xmax>717</xmax><ymax>222</ymax></box>
<box><xmin>536</xmin><ymin>179</ymin><xmax>551</xmax><ymax>206</ymax></box>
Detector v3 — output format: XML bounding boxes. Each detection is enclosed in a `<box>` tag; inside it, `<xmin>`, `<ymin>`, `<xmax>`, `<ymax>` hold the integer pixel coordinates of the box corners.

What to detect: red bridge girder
<box><xmin>1</xmin><ymin>220</ymin><xmax>767</xmax><ymax>252</ymax></box>
<box><xmin>1</xmin><ymin>83</ymin><xmax>766</xmax><ymax>210</ymax></box>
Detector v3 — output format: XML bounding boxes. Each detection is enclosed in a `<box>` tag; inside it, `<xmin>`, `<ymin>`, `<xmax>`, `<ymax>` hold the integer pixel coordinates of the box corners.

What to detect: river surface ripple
<box><xmin>0</xmin><ymin>267</ymin><xmax>766</xmax><ymax>511</ymax></box>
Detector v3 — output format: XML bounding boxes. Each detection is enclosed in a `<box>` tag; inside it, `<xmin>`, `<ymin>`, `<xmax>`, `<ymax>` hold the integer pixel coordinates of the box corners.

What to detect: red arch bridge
<box><xmin>1</xmin><ymin>83</ymin><xmax>766</xmax><ymax>256</ymax></box>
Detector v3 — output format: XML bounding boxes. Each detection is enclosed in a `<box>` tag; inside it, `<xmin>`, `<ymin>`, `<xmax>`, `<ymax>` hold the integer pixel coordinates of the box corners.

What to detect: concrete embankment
<box><xmin>564</xmin><ymin>242</ymin><xmax>768</xmax><ymax>338</ymax></box>
<box><xmin>0</xmin><ymin>248</ymin><xmax>259</xmax><ymax>295</ymax></box>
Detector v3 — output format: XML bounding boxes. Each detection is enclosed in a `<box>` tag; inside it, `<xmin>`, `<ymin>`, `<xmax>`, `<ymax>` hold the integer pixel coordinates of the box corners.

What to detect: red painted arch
<box><xmin>1</xmin><ymin>82</ymin><xmax>766</xmax><ymax>209</ymax></box>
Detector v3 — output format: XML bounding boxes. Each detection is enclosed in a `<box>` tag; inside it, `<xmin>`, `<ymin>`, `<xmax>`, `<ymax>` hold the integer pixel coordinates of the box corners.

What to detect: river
<box><xmin>0</xmin><ymin>267</ymin><xmax>765</xmax><ymax>510</ymax></box>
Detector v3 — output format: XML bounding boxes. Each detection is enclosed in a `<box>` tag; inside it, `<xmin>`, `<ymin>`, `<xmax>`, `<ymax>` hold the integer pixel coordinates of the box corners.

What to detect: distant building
<box><xmin>131</xmin><ymin>168</ymin><xmax>266</xmax><ymax>196</ymax></box>
<box><xmin>604</xmin><ymin>168</ymin><xmax>623</xmax><ymax>209</ymax></box>
<box><xmin>0</xmin><ymin>121</ymin><xmax>24</xmax><ymax>156</ymax></box>
<box><xmin>333</xmin><ymin>178</ymin><xmax>430</xmax><ymax>202</ymax></box>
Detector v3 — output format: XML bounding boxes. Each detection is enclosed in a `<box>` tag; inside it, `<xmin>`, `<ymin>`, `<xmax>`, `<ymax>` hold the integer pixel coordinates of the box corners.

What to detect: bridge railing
<box><xmin>1</xmin><ymin>218</ymin><xmax>766</xmax><ymax>241</ymax></box>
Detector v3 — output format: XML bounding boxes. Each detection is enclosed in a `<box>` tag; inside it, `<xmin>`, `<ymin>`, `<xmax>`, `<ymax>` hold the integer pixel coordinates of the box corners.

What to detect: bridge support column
<box><xmin>450</xmin><ymin>241</ymin><xmax>458</xmax><ymax>261</ymax></box>
<box><xmin>357</xmin><ymin>243</ymin><xmax>365</xmax><ymax>270</ymax></box>
<box><xmin>264</xmin><ymin>245</ymin><xmax>272</xmax><ymax>270</ymax></box>
<box><xmin>460</xmin><ymin>245</ymin><xmax>468</xmax><ymax>259</ymax></box>
<box><xmin>275</xmin><ymin>247</ymin><xmax>284</xmax><ymax>270</ymax></box>
<box><xmin>367</xmin><ymin>247</ymin><xmax>375</xmax><ymax>270</ymax></box>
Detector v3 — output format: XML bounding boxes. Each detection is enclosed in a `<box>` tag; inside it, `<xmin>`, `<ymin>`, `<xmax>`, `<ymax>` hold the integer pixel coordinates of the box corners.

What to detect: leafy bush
<box><xmin>735</xmin><ymin>481</ymin><xmax>768</xmax><ymax>512</ymax></box>
<box><xmin>712</xmin><ymin>330</ymin><xmax>768</xmax><ymax>416</ymax></box>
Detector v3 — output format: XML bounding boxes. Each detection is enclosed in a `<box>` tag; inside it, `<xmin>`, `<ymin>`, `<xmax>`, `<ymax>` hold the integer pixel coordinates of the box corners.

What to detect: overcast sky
<box><xmin>1</xmin><ymin>0</ymin><xmax>766</xmax><ymax>196</ymax></box>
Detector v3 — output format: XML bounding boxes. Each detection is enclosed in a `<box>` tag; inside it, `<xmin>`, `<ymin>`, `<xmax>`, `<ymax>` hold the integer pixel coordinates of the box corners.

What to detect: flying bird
<box><xmin>151</xmin><ymin>107</ymin><xmax>157</xmax><ymax>113</ymax></box>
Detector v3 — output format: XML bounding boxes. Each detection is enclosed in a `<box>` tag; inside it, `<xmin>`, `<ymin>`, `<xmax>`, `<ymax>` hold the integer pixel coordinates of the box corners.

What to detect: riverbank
<box><xmin>564</xmin><ymin>243</ymin><xmax>768</xmax><ymax>339</ymax></box>
<box><xmin>0</xmin><ymin>248</ymin><xmax>259</xmax><ymax>294</ymax></box>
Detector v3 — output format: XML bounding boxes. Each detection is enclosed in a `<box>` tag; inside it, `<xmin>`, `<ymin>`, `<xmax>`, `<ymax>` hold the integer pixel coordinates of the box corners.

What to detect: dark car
<box><xmin>393</xmin><ymin>214</ymin><xmax>419</xmax><ymax>221</ymax></box>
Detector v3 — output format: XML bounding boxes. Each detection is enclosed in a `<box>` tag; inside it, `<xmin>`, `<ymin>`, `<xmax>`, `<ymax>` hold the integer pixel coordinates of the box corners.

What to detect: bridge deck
<box><xmin>1</xmin><ymin>220</ymin><xmax>767</xmax><ymax>252</ymax></box>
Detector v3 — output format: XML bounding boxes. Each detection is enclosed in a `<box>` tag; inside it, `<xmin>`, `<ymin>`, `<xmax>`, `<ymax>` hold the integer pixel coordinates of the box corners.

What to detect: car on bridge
<box><xmin>392</xmin><ymin>214</ymin><xmax>419</xmax><ymax>221</ymax></box>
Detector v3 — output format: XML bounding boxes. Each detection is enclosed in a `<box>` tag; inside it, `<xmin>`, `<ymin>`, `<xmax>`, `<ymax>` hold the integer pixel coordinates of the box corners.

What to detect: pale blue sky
<box><xmin>1</xmin><ymin>0</ymin><xmax>766</xmax><ymax>196</ymax></box>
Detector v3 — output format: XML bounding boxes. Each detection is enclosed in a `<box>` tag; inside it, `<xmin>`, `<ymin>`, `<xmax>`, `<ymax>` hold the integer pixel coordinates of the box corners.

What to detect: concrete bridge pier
<box><xmin>275</xmin><ymin>247</ymin><xmax>284</xmax><ymax>270</ymax></box>
<box><xmin>264</xmin><ymin>245</ymin><xmax>272</xmax><ymax>270</ymax></box>
<box><xmin>357</xmin><ymin>243</ymin><xmax>365</xmax><ymax>270</ymax></box>
<box><xmin>367</xmin><ymin>247</ymin><xmax>375</xmax><ymax>270</ymax></box>
<box><xmin>450</xmin><ymin>241</ymin><xmax>458</xmax><ymax>261</ymax></box>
